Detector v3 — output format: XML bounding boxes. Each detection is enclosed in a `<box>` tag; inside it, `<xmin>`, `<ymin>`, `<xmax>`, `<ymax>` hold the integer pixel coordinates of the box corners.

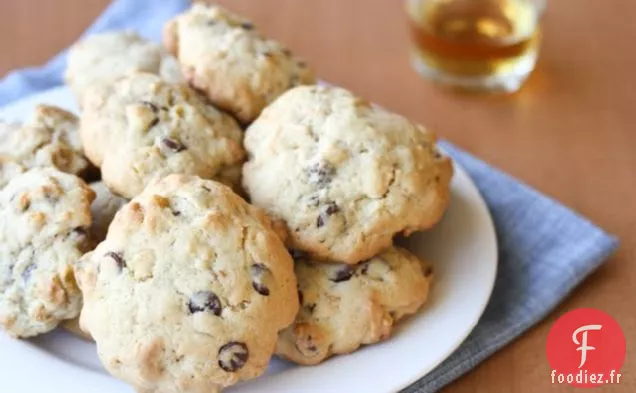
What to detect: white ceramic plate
<box><xmin>0</xmin><ymin>87</ymin><xmax>498</xmax><ymax>393</ymax></box>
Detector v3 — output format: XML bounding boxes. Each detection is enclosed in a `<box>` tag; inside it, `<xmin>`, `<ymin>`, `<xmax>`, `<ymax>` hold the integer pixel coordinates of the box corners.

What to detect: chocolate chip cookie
<box><xmin>65</xmin><ymin>30</ymin><xmax>183</xmax><ymax>104</ymax></box>
<box><xmin>80</xmin><ymin>72</ymin><xmax>245</xmax><ymax>198</ymax></box>
<box><xmin>77</xmin><ymin>175</ymin><xmax>298</xmax><ymax>393</ymax></box>
<box><xmin>243</xmin><ymin>85</ymin><xmax>453</xmax><ymax>264</ymax></box>
<box><xmin>164</xmin><ymin>3</ymin><xmax>315</xmax><ymax>124</ymax></box>
<box><xmin>0</xmin><ymin>167</ymin><xmax>95</xmax><ymax>338</ymax></box>
<box><xmin>0</xmin><ymin>105</ymin><xmax>94</xmax><ymax>184</ymax></box>
<box><xmin>277</xmin><ymin>246</ymin><xmax>433</xmax><ymax>365</ymax></box>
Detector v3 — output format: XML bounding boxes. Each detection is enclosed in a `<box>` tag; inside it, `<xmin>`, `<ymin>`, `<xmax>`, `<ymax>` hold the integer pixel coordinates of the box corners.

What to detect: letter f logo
<box><xmin>572</xmin><ymin>324</ymin><xmax>602</xmax><ymax>368</ymax></box>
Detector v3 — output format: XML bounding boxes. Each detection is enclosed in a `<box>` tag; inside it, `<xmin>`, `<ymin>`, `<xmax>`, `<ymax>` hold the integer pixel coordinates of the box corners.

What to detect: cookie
<box><xmin>80</xmin><ymin>72</ymin><xmax>245</xmax><ymax>198</ymax></box>
<box><xmin>0</xmin><ymin>159</ymin><xmax>25</xmax><ymax>189</ymax></box>
<box><xmin>89</xmin><ymin>182</ymin><xmax>128</xmax><ymax>243</ymax></box>
<box><xmin>164</xmin><ymin>3</ymin><xmax>315</xmax><ymax>124</ymax></box>
<box><xmin>0</xmin><ymin>167</ymin><xmax>95</xmax><ymax>338</ymax></box>
<box><xmin>242</xmin><ymin>85</ymin><xmax>453</xmax><ymax>264</ymax></box>
<box><xmin>277</xmin><ymin>246</ymin><xmax>433</xmax><ymax>365</ymax></box>
<box><xmin>0</xmin><ymin>105</ymin><xmax>94</xmax><ymax>183</ymax></box>
<box><xmin>65</xmin><ymin>30</ymin><xmax>183</xmax><ymax>104</ymax></box>
<box><xmin>77</xmin><ymin>175</ymin><xmax>298</xmax><ymax>393</ymax></box>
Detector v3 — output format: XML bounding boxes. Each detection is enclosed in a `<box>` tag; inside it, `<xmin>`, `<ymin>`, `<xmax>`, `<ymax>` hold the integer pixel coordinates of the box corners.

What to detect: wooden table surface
<box><xmin>1</xmin><ymin>0</ymin><xmax>633</xmax><ymax>392</ymax></box>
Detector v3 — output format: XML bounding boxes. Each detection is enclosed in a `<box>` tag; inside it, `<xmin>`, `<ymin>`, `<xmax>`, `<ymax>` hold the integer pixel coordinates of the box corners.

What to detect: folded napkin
<box><xmin>0</xmin><ymin>1</ymin><xmax>618</xmax><ymax>392</ymax></box>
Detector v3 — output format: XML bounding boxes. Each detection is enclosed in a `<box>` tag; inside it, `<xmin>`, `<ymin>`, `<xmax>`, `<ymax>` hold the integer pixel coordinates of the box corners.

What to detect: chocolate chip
<box><xmin>141</xmin><ymin>101</ymin><xmax>159</xmax><ymax>112</ymax></box>
<box><xmin>306</xmin><ymin>162</ymin><xmax>335</xmax><ymax>187</ymax></box>
<box><xmin>324</xmin><ymin>202</ymin><xmax>340</xmax><ymax>216</ymax></box>
<box><xmin>148</xmin><ymin>118</ymin><xmax>160</xmax><ymax>129</ymax></box>
<box><xmin>218</xmin><ymin>341</ymin><xmax>249</xmax><ymax>372</ymax></box>
<box><xmin>240</xmin><ymin>22</ymin><xmax>254</xmax><ymax>30</ymax></box>
<box><xmin>21</xmin><ymin>264</ymin><xmax>36</xmax><ymax>282</ymax></box>
<box><xmin>424</xmin><ymin>266</ymin><xmax>433</xmax><ymax>277</ymax></box>
<box><xmin>104</xmin><ymin>252</ymin><xmax>126</xmax><ymax>270</ymax></box>
<box><xmin>316</xmin><ymin>215</ymin><xmax>325</xmax><ymax>228</ymax></box>
<box><xmin>162</xmin><ymin>138</ymin><xmax>186</xmax><ymax>152</ymax></box>
<box><xmin>188</xmin><ymin>291</ymin><xmax>222</xmax><ymax>316</ymax></box>
<box><xmin>316</xmin><ymin>201</ymin><xmax>340</xmax><ymax>228</ymax></box>
<box><xmin>250</xmin><ymin>263</ymin><xmax>271</xmax><ymax>296</ymax></box>
<box><xmin>298</xmin><ymin>289</ymin><xmax>304</xmax><ymax>305</ymax></box>
<box><xmin>330</xmin><ymin>265</ymin><xmax>354</xmax><ymax>283</ymax></box>
<box><xmin>72</xmin><ymin>227</ymin><xmax>89</xmax><ymax>238</ymax></box>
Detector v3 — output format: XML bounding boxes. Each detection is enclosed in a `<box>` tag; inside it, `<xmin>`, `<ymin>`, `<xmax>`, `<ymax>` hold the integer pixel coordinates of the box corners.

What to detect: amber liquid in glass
<box><xmin>408</xmin><ymin>0</ymin><xmax>541</xmax><ymax>91</ymax></box>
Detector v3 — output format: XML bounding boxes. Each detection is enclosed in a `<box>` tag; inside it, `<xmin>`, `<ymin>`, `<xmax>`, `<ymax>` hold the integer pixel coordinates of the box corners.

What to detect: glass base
<box><xmin>411</xmin><ymin>52</ymin><xmax>537</xmax><ymax>94</ymax></box>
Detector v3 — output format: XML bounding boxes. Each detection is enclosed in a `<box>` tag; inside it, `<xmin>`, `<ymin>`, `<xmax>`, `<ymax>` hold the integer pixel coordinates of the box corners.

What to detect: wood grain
<box><xmin>0</xmin><ymin>0</ymin><xmax>633</xmax><ymax>392</ymax></box>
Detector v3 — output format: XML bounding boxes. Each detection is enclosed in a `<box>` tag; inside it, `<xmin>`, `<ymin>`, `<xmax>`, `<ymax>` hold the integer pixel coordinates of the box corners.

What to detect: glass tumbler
<box><xmin>406</xmin><ymin>0</ymin><xmax>546</xmax><ymax>93</ymax></box>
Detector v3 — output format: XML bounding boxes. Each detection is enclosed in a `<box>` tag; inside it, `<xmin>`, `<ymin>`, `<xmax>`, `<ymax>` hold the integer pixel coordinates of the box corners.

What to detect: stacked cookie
<box><xmin>0</xmin><ymin>3</ymin><xmax>452</xmax><ymax>393</ymax></box>
<box><xmin>243</xmin><ymin>85</ymin><xmax>452</xmax><ymax>364</ymax></box>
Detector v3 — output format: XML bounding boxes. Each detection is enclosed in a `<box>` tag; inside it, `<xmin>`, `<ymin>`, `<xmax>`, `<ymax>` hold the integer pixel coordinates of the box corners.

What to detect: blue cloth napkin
<box><xmin>0</xmin><ymin>1</ymin><xmax>619</xmax><ymax>392</ymax></box>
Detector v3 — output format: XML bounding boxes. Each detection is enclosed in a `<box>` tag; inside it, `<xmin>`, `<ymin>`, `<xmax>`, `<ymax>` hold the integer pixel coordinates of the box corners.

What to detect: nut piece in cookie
<box><xmin>80</xmin><ymin>72</ymin><xmax>245</xmax><ymax>198</ymax></box>
<box><xmin>0</xmin><ymin>105</ymin><xmax>96</xmax><ymax>184</ymax></box>
<box><xmin>164</xmin><ymin>3</ymin><xmax>315</xmax><ymax>124</ymax></box>
<box><xmin>243</xmin><ymin>85</ymin><xmax>453</xmax><ymax>264</ymax></box>
<box><xmin>77</xmin><ymin>175</ymin><xmax>298</xmax><ymax>393</ymax></box>
<box><xmin>277</xmin><ymin>246</ymin><xmax>433</xmax><ymax>365</ymax></box>
<box><xmin>0</xmin><ymin>167</ymin><xmax>95</xmax><ymax>338</ymax></box>
<box><xmin>65</xmin><ymin>30</ymin><xmax>183</xmax><ymax>104</ymax></box>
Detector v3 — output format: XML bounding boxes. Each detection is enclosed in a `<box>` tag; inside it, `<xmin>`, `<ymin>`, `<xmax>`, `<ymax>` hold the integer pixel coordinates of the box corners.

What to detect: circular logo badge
<box><xmin>546</xmin><ymin>308</ymin><xmax>626</xmax><ymax>388</ymax></box>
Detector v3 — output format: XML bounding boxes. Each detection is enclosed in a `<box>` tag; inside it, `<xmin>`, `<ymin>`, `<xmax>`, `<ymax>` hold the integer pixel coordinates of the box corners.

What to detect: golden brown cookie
<box><xmin>77</xmin><ymin>175</ymin><xmax>298</xmax><ymax>393</ymax></box>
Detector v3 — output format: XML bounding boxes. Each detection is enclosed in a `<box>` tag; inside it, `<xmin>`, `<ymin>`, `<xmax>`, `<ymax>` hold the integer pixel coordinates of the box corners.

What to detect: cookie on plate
<box><xmin>243</xmin><ymin>85</ymin><xmax>453</xmax><ymax>264</ymax></box>
<box><xmin>164</xmin><ymin>3</ymin><xmax>315</xmax><ymax>124</ymax></box>
<box><xmin>88</xmin><ymin>182</ymin><xmax>128</xmax><ymax>243</ymax></box>
<box><xmin>0</xmin><ymin>167</ymin><xmax>95</xmax><ymax>338</ymax></box>
<box><xmin>0</xmin><ymin>105</ymin><xmax>95</xmax><ymax>185</ymax></box>
<box><xmin>277</xmin><ymin>246</ymin><xmax>433</xmax><ymax>365</ymax></box>
<box><xmin>80</xmin><ymin>72</ymin><xmax>245</xmax><ymax>198</ymax></box>
<box><xmin>65</xmin><ymin>30</ymin><xmax>183</xmax><ymax>103</ymax></box>
<box><xmin>77</xmin><ymin>175</ymin><xmax>298</xmax><ymax>393</ymax></box>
